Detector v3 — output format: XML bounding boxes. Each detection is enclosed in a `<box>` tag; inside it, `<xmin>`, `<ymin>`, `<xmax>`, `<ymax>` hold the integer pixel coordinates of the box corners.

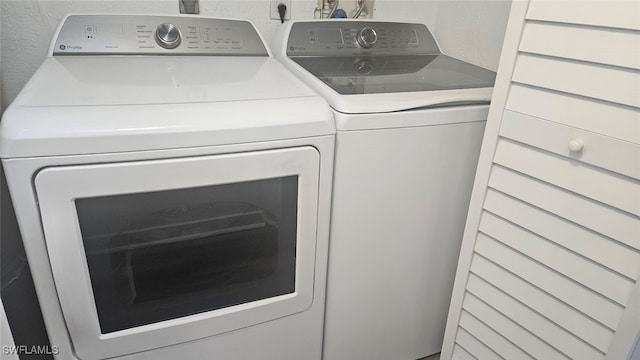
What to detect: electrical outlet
<box><xmin>271</xmin><ymin>0</ymin><xmax>292</xmax><ymax>21</ymax></box>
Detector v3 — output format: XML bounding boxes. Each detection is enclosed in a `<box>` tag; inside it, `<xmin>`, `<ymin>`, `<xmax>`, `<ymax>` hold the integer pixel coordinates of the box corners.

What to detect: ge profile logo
<box><xmin>59</xmin><ymin>44</ymin><xmax>66</xmax><ymax>50</ymax></box>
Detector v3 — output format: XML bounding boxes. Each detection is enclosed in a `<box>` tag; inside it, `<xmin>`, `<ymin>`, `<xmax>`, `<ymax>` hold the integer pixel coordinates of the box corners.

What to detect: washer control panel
<box><xmin>287</xmin><ymin>21</ymin><xmax>440</xmax><ymax>56</ymax></box>
<box><xmin>53</xmin><ymin>15</ymin><xmax>268</xmax><ymax>56</ymax></box>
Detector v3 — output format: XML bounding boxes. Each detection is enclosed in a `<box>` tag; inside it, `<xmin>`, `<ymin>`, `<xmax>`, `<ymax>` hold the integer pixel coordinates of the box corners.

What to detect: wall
<box><xmin>432</xmin><ymin>0</ymin><xmax>511</xmax><ymax>70</ymax></box>
<box><xmin>0</xmin><ymin>0</ymin><xmax>511</xmax><ymax>112</ymax></box>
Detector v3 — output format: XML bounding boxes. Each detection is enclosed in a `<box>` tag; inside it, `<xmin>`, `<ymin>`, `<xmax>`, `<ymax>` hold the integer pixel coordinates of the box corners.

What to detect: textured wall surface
<box><xmin>432</xmin><ymin>0</ymin><xmax>511</xmax><ymax>72</ymax></box>
<box><xmin>0</xmin><ymin>0</ymin><xmax>510</xmax><ymax>112</ymax></box>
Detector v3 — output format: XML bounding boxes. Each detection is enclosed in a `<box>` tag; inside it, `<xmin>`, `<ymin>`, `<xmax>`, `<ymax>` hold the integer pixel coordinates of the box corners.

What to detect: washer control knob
<box><xmin>357</xmin><ymin>27</ymin><xmax>378</xmax><ymax>49</ymax></box>
<box><xmin>155</xmin><ymin>23</ymin><xmax>181</xmax><ymax>49</ymax></box>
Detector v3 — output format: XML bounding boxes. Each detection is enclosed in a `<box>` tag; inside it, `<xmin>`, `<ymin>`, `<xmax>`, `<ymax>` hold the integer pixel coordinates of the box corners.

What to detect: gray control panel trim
<box><xmin>53</xmin><ymin>15</ymin><xmax>269</xmax><ymax>56</ymax></box>
<box><xmin>286</xmin><ymin>21</ymin><xmax>440</xmax><ymax>57</ymax></box>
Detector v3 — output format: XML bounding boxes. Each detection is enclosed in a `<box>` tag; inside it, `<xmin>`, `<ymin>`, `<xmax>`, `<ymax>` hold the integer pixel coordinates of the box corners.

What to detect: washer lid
<box><xmin>275</xmin><ymin>19</ymin><xmax>496</xmax><ymax>114</ymax></box>
<box><xmin>282</xmin><ymin>54</ymin><xmax>494</xmax><ymax>114</ymax></box>
<box><xmin>290</xmin><ymin>54</ymin><xmax>495</xmax><ymax>95</ymax></box>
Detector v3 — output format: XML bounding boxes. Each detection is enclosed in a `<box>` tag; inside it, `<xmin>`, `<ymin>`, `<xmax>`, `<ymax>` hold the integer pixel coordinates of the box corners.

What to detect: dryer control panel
<box><xmin>53</xmin><ymin>15</ymin><xmax>269</xmax><ymax>56</ymax></box>
<box><xmin>286</xmin><ymin>21</ymin><xmax>440</xmax><ymax>57</ymax></box>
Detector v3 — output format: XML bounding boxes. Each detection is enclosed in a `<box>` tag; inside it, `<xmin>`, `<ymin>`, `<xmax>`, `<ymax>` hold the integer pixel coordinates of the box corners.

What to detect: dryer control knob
<box><xmin>155</xmin><ymin>23</ymin><xmax>182</xmax><ymax>49</ymax></box>
<box><xmin>357</xmin><ymin>27</ymin><xmax>378</xmax><ymax>49</ymax></box>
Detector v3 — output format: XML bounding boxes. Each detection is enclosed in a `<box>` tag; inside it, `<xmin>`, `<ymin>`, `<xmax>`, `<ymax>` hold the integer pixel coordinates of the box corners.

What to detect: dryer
<box><xmin>273</xmin><ymin>20</ymin><xmax>496</xmax><ymax>360</ymax></box>
<box><xmin>0</xmin><ymin>15</ymin><xmax>334</xmax><ymax>360</ymax></box>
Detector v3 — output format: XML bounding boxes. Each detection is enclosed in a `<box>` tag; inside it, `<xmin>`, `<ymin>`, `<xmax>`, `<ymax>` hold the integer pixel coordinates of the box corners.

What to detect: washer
<box><xmin>273</xmin><ymin>20</ymin><xmax>496</xmax><ymax>360</ymax></box>
<box><xmin>0</xmin><ymin>15</ymin><xmax>334</xmax><ymax>360</ymax></box>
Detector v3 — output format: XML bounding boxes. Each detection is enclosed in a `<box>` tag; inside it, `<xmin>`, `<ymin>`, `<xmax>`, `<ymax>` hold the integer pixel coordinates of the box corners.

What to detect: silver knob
<box><xmin>155</xmin><ymin>23</ymin><xmax>181</xmax><ymax>49</ymax></box>
<box><xmin>357</xmin><ymin>27</ymin><xmax>378</xmax><ymax>48</ymax></box>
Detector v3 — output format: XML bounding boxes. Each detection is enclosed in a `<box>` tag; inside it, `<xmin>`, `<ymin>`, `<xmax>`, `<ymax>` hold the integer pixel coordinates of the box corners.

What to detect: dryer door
<box><xmin>34</xmin><ymin>147</ymin><xmax>320</xmax><ymax>360</ymax></box>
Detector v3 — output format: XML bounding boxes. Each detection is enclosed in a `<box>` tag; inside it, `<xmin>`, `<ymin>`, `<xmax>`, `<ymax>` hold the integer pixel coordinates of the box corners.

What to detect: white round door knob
<box><xmin>568</xmin><ymin>139</ymin><xmax>584</xmax><ymax>153</ymax></box>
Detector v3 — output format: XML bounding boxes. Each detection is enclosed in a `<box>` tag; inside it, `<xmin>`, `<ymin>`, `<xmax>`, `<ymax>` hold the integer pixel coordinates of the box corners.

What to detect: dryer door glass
<box><xmin>75</xmin><ymin>176</ymin><xmax>298</xmax><ymax>334</ymax></box>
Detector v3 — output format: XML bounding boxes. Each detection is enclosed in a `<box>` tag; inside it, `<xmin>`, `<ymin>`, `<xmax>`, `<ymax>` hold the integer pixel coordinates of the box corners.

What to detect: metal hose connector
<box><xmin>352</xmin><ymin>0</ymin><xmax>366</xmax><ymax>18</ymax></box>
<box><xmin>327</xmin><ymin>0</ymin><xmax>340</xmax><ymax>18</ymax></box>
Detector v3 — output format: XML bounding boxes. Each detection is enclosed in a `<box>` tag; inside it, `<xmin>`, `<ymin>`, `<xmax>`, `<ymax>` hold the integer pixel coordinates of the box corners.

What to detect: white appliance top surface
<box><xmin>18</xmin><ymin>56</ymin><xmax>317</xmax><ymax>107</ymax></box>
<box><xmin>0</xmin><ymin>15</ymin><xmax>334</xmax><ymax>158</ymax></box>
<box><xmin>1</xmin><ymin>56</ymin><xmax>334</xmax><ymax>158</ymax></box>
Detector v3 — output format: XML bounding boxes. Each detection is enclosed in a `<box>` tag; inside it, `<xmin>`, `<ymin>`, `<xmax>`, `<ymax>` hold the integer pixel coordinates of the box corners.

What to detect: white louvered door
<box><xmin>441</xmin><ymin>1</ymin><xmax>640</xmax><ymax>359</ymax></box>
